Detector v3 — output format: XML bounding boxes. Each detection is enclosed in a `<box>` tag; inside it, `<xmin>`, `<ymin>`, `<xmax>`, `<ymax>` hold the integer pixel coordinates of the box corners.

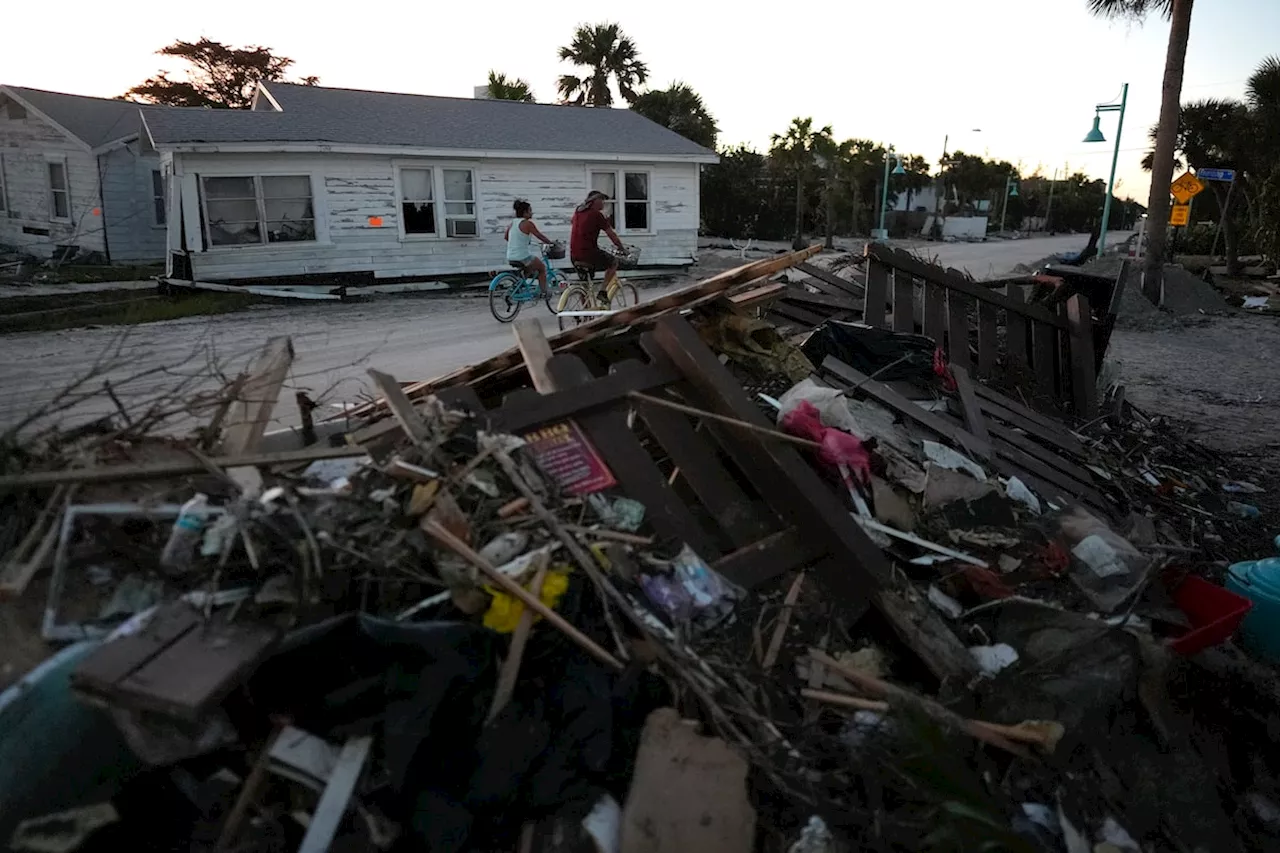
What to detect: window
<box><xmin>400</xmin><ymin>168</ymin><xmax>435</xmax><ymax>235</ymax></box>
<box><xmin>589</xmin><ymin>169</ymin><xmax>651</xmax><ymax>232</ymax></box>
<box><xmin>442</xmin><ymin>169</ymin><xmax>476</xmax><ymax>237</ymax></box>
<box><xmin>151</xmin><ymin>170</ymin><xmax>166</xmax><ymax>226</ymax></box>
<box><xmin>396</xmin><ymin>165</ymin><xmax>479</xmax><ymax>238</ymax></box>
<box><xmin>0</xmin><ymin>155</ymin><xmax>7</xmax><ymax>215</ymax></box>
<box><xmin>201</xmin><ymin>175</ymin><xmax>316</xmax><ymax>247</ymax></box>
<box><xmin>48</xmin><ymin>161</ymin><xmax>70</xmax><ymax>221</ymax></box>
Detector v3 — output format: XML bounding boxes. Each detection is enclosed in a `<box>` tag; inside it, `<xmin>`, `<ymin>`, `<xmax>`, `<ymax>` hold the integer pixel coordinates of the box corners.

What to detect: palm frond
<box><xmin>1086</xmin><ymin>0</ymin><xmax>1173</xmax><ymax>21</ymax></box>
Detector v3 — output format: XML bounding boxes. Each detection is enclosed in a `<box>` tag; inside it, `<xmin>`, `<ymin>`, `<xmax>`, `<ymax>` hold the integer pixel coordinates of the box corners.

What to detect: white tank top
<box><xmin>507</xmin><ymin>218</ymin><xmax>535</xmax><ymax>261</ymax></box>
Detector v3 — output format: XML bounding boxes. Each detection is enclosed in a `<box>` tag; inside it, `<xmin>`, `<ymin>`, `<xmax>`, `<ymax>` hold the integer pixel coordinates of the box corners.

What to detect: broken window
<box><xmin>201</xmin><ymin>175</ymin><xmax>316</xmax><ymax>248</ymax></box>
<box><xmin>590</xmin><ymin>171</ymin><xmax>617</xmax><ymax>227</ymax></box>
<box><xmin>442</xmin><ymin>169</ymin><xmax>477</xmax><ymax>237</ymax></box>
<box><xmin>47</xmin><ymin>161</ymin><xmax>70</xmax><ymax>221</ymax></box>
<box><xmin>400</xmin><ymin>168</ymin><xmax>436</xmax><ymax>235</ymax></box>
<box><xmin>624</xmin><ymin>171</ymin><xmax>650</xmax><ymax>232</ymax></box>
<box><xmin>151</xmin><ymin>170</ymin><xmax>166</xmax><ymax>227</ymax></box>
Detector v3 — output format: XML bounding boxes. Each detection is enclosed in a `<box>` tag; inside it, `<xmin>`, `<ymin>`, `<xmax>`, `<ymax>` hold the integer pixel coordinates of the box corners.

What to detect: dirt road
<box><xmin>0</xmin><ymin>234</ymin><xmax>1121</xmax><ymax>435</ymax></box>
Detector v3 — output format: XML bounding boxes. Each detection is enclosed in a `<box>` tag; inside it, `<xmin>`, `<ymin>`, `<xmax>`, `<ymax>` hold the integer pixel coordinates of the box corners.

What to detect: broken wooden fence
<box><xmin>861</xmin><ymin>244</ymin><xmax>1097</xmax><ymax>417</ymax></box>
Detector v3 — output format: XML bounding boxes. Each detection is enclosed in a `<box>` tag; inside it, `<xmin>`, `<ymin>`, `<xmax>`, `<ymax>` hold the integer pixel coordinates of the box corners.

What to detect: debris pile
<box><xmin>2</xmin><ymin>246</ymin><xmax>1279</xmax><ymax>853</ymax></box>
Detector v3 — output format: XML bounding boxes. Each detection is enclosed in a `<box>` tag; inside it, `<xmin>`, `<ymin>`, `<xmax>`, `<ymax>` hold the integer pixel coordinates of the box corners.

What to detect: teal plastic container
<box><xmin>1226</xmin><ymin>557</ymin><xmax>1280</xmax><ymax>663</ymax></box>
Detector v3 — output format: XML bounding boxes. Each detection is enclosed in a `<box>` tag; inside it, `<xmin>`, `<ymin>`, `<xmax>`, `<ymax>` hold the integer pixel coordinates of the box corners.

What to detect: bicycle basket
<box><xmin>545</xmin><ymin>240</ymin><xmax>566</xmax><ymax>260</ymax></box>
<box><xmin>616</xmin><ymin>245</ymin><xmax>642</xmax><ymax>269</ymax></box>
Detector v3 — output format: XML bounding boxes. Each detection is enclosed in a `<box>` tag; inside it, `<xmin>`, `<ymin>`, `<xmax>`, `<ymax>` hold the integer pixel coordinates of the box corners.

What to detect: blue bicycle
<box><xmin>488</xmin><ymin>241</ymin><xmax>570</xmax><ymax>323</ymax></box>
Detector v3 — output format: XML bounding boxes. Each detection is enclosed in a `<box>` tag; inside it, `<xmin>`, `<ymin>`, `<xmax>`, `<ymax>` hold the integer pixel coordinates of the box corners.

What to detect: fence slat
<box><xmin>1032</xmin><ymin>319</ymin><xmax>1057</xmax><ymax>400</ymax></box>
<box><xmin>977</xmin><ymin>301</ymin><xmax>999</xmax><ymax>379</ymax></box>
<box><xmin>893</xmin><ymin>270</ymin><xmax>914</xmax><ymax>332</ymax></box>
<box><xmin>1065</xmin><ymin>294</ymin><xmax>1097</xmax><ymax>416</ymax></box>
<box><xmin>923</xmin><ymin>281</ymin><xmax>947</xmax><ymax>346</ymax></box>
<box><xmin>1005</xmin><ymin>282</ymin><xmax>1030</xmax><ymax>381</ymax></box>
<box><xmin>864</xmin><ymin>259</ymin><xmax>890</xmax><ymax>328</ymax></box>
<box><xmin>947</xmin><ymin>291</ymin><xmax>972</xmax><ymax>373</ymax></box>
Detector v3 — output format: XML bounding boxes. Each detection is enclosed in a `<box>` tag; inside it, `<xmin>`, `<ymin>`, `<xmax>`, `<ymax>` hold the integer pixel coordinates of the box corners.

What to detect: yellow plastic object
<box><xmin>482</xmin><ymin>568</ymin><xmax>571</xmax><ymax>633</ymax></box>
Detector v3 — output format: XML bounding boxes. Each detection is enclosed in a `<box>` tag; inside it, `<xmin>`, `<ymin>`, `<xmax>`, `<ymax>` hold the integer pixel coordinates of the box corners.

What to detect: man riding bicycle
<box><xmin>569</xmin><ymin>190</ymin><xmax>626</xmax><ymax>302</ymax></box>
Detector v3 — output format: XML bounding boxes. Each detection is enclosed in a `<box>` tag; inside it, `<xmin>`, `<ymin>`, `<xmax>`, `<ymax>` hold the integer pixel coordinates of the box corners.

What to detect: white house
<box><xmin>0</xmin><ymin>85</ymin><xmax>168</xmax><ymax>263</ymax></box>
<box><xmin>140</xmin><ymin>83</ymin><xmax>718</xmax><ymax>287</ymax></box>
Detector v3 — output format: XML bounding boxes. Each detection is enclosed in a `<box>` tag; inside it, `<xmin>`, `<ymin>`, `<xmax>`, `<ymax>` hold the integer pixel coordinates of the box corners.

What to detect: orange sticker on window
<box><xmin>91</xmin><ymin>208</ymin><xmax>101</xmax><ymax>216</ymax></box>
<box><xmin>368</xmin><ymin>216</ymin><xmax>383</xmax><ymax>227</ymax></box>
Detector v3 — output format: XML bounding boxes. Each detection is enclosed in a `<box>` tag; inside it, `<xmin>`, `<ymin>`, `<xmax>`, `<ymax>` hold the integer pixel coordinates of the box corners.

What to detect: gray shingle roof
<box><xmin>142</xmin><ymin>83</ymin><xmax>716</xmax><ymax>159</ymax></box>
<box><xmin>2</xmin><ymin>86</ymin><xmax>143</xmax><ymax>148</ymax></box>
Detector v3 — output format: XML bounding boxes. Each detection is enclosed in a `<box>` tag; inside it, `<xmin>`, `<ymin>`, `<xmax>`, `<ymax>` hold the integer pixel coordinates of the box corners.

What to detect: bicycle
<box><xmin>556</xmin><ymin>245</ymin><xmax>642</xmax><ymax>331</ymax></box>
<box><xmin>487</xmin><ymin>241</ymin><xmax>570</xmax><ymax>323</ymax></box>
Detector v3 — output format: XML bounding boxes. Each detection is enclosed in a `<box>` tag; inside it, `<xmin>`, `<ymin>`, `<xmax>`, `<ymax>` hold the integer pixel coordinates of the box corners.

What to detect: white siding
<box><xmin>173</xmin><ymin>152</ymin><xmax>699</xmax><ymax>283</ymax></box>
<box><xmin>99</xmin><ymin>143</ymin><xmax>167</xmax><ymax>263</ymax></box>
<box><xmin>0</xmin><ymin>99</ymin><xmax>105</xmax><ymax>258</ymax></box>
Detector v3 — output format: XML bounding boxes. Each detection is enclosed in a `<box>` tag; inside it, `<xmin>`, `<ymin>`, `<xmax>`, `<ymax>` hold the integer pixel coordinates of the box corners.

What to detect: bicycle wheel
<box><xmin>488</xmin><ymin>273</ymin><xmax>522</xmax><ymax>323</ymax></box>
<box><xmin>609</xmin><ymin>283</ymin><xmax>640</xmax><ymax>311</ymax></box>
<box><xmin>544</xmin><ymin>272</ymin><xmax>568</xmax><ymax>314</ymax></box>
<box><xmin>557</xmin><ymin>285</ymin><xmax>594</xmax><ymax>332</ymax></box>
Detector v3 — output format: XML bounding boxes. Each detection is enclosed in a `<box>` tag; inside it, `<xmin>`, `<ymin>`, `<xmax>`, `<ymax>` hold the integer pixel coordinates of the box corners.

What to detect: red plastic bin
<box><xmin>1167</xmin><ymin>575</ymin><xmax>1253</xmax><ymax>655</ymax></box>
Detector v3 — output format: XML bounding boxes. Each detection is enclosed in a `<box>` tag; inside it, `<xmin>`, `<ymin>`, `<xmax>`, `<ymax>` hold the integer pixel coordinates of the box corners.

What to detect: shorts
<box><xmin>571</xmin><ymin>247</ymin><xmax>616</xmax><ymax>272</ymax></box>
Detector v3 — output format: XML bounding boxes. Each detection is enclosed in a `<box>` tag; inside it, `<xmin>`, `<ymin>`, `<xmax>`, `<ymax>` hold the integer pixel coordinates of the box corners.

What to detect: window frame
<box><xmin>393</xmin><ymin>162</ymin><xmax>481</xmax><ymax>242</ymax></box>
<box><xmin>151</xmin><ymin>170</ymin><xmax>167</xmax><ymax>228</ymax></box>
<box><xmin>46</xmin><ymin>157</ymin><xmax>71</xmax><ymax>223</ymax></box>
<box><xmin>198</xmin><ymin>173</ymin><xmax>321</xmax><ymax>250</ymax></box>
<box><xmin>586</xmin><ymin>167</ymin><xmax>655</xmax><ymax>235</ymax></box>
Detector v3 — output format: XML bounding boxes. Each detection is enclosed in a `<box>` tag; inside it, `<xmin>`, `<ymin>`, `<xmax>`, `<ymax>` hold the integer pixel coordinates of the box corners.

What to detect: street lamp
<box><xmin>999</xmin><ymin>175</ymin><xmax>1019</xmax><ymax>233</ymax></box>
<box><xmin>1082</xmin><ymin>83</ymin><xmax>1128</xmax><ymax>257</ymax></box>
<box><xmin>872</xmin><ymin>149</ymin><xmax>906</xmax><ymax>240</ymax></box>
<box><xmin>932</xmin><ymin>129</ymin><xmax>982</xmax><ymax>238</ymax></box>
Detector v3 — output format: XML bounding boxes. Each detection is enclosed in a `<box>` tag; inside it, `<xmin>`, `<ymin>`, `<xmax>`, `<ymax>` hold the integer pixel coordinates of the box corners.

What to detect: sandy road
<box><xmin>0</xmin><ymin>234</ymin><xmax>1116</xmax><ymax>435</ymax></box>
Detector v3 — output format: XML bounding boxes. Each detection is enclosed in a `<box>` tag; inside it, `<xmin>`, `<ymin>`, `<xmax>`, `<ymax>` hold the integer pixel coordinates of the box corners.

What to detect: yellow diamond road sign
<box><xmin>1169</xmin><ymin>204</ymin><xmax>1190</xmax><ymax>226</ymax></box>
<box><xmin>1170</xmin><ymin>171</ymin><xmax>1205</xmax><ymax>204</ymax></box>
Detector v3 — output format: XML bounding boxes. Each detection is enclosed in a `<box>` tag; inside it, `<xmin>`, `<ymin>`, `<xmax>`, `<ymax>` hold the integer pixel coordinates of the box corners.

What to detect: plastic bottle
<box><xmin>160</xmin><ymin>493</ymin><xmax>209</xmax><ymax>573</ymax></box>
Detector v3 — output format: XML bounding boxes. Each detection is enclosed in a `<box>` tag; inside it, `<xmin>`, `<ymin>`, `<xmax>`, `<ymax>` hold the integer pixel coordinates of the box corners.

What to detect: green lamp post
<box><xmin>999</xmin><ymin>175</ymin><xmax>1020</xmax><ymax>233</ymax></box>
<box><xmin>1083</xmin><ymin>83</ymin><xmax>1129</xmax><ymax>257</ymax></box>
<box><xmin>872</xmin><ymin>150</ymin><xmax>906</xmax><ymax>240</ymax></box>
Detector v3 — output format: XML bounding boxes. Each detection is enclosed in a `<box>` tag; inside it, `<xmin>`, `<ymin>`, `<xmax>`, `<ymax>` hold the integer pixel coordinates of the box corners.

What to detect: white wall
<box><xmin>100</xmin><ymin>142</ymin><xmax>167</xmax><ymax>263</ymax></box>
<box><xmin>921</xmin><ymin>215</ymin><xmax>989</xmax><ymax>239</ymax></box>
<box><xmin>171</xmin><ymin>151</ymin><xmax>700</xmax><ymax>283</ymax></box>
<box><xmin>0</xmin><ymin>98</ymin><xmax>105</xmax><ymax>258</ymax></box>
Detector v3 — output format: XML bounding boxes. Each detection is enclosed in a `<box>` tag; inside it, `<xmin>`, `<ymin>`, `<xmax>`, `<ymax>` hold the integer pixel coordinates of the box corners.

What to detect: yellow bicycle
<box><xmin>556</xmin><ymin>247</ymin><xmax>641</xmax><ymax>331</ymax></box>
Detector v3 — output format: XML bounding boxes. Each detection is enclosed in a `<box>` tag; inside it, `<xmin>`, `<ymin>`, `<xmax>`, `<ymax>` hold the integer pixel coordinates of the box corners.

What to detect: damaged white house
<box><xmin>140</xmin><ymin>83</ymin><xmax>718</xmax><ymax>286</ymax></box>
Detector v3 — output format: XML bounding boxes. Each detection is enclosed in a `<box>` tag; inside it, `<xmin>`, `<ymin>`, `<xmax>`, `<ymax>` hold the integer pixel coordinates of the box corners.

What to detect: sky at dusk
<box><xmin>5</xmin><ymin>0</ymin><xmax>1278</xmax><ymax>206</ymax></box>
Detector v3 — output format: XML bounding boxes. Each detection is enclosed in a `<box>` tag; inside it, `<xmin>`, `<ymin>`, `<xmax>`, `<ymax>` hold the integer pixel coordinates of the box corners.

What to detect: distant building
<box><xmin>0</xmin><ymin>85</ymin><xmax>168</xmax><ymax>263</ymax></box>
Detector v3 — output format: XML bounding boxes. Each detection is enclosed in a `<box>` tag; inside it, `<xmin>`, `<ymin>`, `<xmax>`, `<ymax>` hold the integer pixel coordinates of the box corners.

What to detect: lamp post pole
<box><xmin>1085</xmin><ymin>83</ymin><xmax>1129</xmax><ymax>257</ymax></box>
<box><xmin>999</xmin><ymin>176</ymin><xmax>1016</xmax><ymax>233</ymax></box>
<box><xmin>876</xmin><ymin>153</ymin><xmax>892</xmax><ymax>239</ymax></box>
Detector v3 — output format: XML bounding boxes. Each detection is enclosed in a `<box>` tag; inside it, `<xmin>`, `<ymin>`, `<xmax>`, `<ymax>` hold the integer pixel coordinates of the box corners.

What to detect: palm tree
<box><xmin>1087</xmin><ymin>0</ymin><xmax>1194</xmax><ymax>303</ymax></box>
<box><xmin>630</xmin><ymin>83</ymin><xmax>719</xmax><ymax>149</ymax></box>
<box><xmin>770</xmin><ymin>118</ymin><xmax>833</xmax><ymax>249</ymax></box>
<box><xmin>557</xmin><ymin>23</ymin><xmax>648</xmax><ymax>107</ymax></box>
<box><xmin>486</xmin><ymin>71</ymin><xmax>534</xmax><ymax>103</ymax></box>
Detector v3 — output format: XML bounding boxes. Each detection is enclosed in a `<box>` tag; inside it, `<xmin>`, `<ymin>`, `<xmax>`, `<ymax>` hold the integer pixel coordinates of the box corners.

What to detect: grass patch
<box><xmin>0</xmin><ymin>290</ymin><xmax>261</xmax><ymax>333</ymax></box>
<box><xmin>21</xmin><ymin>263</ymin><xmax>166</xmax><ymax>284</ymax></box>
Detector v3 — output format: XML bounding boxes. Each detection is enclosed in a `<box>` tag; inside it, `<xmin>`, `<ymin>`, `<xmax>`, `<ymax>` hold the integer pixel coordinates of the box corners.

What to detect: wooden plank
<box><xmin>946</xmin><ymin>291</ymin><xmax>972</xmax><ymax>373</ymax></box>
<box><xmin>988</xmin><ymin>419</ymin><xmax>1098</xmax><ymax>487</ymax></box>
<box><xmin>115</xmin><ymin>619</ymin><xmax>281</xmax><ymax>720</ymax></box>
<box><xmin>822</xmin><ymin>356</ymin><xmax>991</xmax><ymax>462</ymax></box>
<box><xmin>1004</xmin><ymin>282</ymin><xmax>1030</xmax><ymax>380</ymax></box>
<box><xmin>864</xmin><ymin>244</ymin><xmax>1068</xmax><ymax>328</ymax></box>
<box><xmin>220</xmin><ymin>337</ymin><xmax>294</xmax><ymax>457</ymax></box>
<box><xmin>991</xmin><ymin>435</ymin><xmax>1111</xmax><ymax>510</ymax></box>
<box><xmin>976</xmin><ymin>300</ymin><xmax>999</xmax><ymax>380</ymax></box>
<box><xmin>546</xmin><ymin>355</ymin><xmax>722</xmax><ymax>559</ymax></box>
<box><xmin>892</xmin><ymin>269</ymin><xmax>914</xmax><ymax>333</ymax></box>
<box><xmin>971</xmin><ymin>378</ymin><xmax>1080</xmax><ymax>445</ymax></box>
<box><xmin>626</xmin><ymin>373</ymin><xmax>771</xmax><ymax>550</ymax></box>
<box><xmin>975</xmin><ymin>395</ymin><xmax>1085</xmax><ymax>457</ymax></box>
<box><xmin>873</xmin><ymin>588</ymin><xmax>977</xmax><ymax>688</ymax></box>
<box><xmin>512</xmin><ymin>317</ymin><xmax>557</xmax><ymax>394</ymax></box>
<box><xmin>1031</xmin><ymin>319</ymin><xmax>1058</xmax><ymax>401</ymax></box>
<box><xmin>1065</xmin><ymin>294</ymin><xmax>1098</xmax><ymax>416</ymax></box>
<box><xmin>922</xmin><ymin>280</ymin><xmax>947</xmax><ymax>346</ymax></box>
<box><xmin>651</xmin><ymin>318</ymin><xmax>891</xmax><ymax>600</ymax></box>
<box><xmin>780</xmin><ymin>289</ymin><xmax>864</xmax><ymax>313</ymax></box>
<box><xmin>796</xmin><ymin>262</ymin><xmax>866</xmax><ymax>296</ymax></box>
<box><xmin>297</xmin><ymin>736</ymin><xmax>374</xmax><ymax>853</ymax></box>
<box><xmin>863</xmin><ymin>259</ymin><xmax>890</xmax><ymax>328</ymax></box>
<box><xmin>711</xmin><ymin>528</ymin><xmax>823</xmax><ymax>588</ymax></box>
<box><xmin>951</xmin><ymin>366</ymin><xmax>991</xmax><ymax>450</ymax></box>
<box><xmin>727</xmin><ymin>282</ymin><xmax>786</xmax><ymax>311</ymax></box>
<box><xmin>770</xmin><ymin>301</ymin><xmax>829</xmax><ymax>329</ymax></box>
<box><xmin>490</xmin><ymin>361</ymin><xmax>679</xmax><ymax>434</ymax></box>
<box><xmin>368</xmin><ymin>369</ymin><xmax>431</xmax><ymax>445</ymax></box>
<box><xmin>71</xmin><ymin>603</ymin><xmax>200</xmax><ymax>695</ymax></box>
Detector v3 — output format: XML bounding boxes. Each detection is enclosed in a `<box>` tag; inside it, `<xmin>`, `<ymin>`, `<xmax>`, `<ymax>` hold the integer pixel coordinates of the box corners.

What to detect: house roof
<box><xmin>142</xmin><ymin>82</ymin><xmax>717</xmax><ymax>160</ymax></box>
<box><xmin>1</xmin><ymin>85</ymin><xmax>143</xmax><ymax>149</ymax></box>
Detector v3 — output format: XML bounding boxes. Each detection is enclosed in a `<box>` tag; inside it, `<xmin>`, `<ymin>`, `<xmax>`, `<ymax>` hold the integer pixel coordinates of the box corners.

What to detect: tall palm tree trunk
<box><xmin>1143</xmin><ymin>0</ymin><xmax>1195</xmax><ymax>303</ymax></box>
<box><xmin>824</xmin><ymin>164</ymin><xmax>836</xmax><ymax>249</ymax></box>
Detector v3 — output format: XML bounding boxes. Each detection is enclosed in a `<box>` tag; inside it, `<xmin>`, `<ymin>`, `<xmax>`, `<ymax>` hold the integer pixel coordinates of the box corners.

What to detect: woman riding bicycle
<box><xmin>504</xmin><ymin>199</ymin><xmax>555</xmax><ymax>294</ymax></box>
<box><xmin>570</xmin><ymin>190</ymin><xmax>626</xmax><ymax>302</ymax></box>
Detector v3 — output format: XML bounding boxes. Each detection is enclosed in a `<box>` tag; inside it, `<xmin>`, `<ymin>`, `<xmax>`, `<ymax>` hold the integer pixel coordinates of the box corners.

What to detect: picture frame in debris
<box><xmin>43</xmin><ymin>502</ymin><xmax>226</xmax><ymax>642</ymax></box>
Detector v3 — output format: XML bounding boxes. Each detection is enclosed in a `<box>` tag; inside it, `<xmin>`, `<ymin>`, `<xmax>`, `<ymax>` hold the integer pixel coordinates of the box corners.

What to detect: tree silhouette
<box><xmin>124</xmin><ymin>38</ymin><xmax>316</xmax><ymax>109</ymax></box>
